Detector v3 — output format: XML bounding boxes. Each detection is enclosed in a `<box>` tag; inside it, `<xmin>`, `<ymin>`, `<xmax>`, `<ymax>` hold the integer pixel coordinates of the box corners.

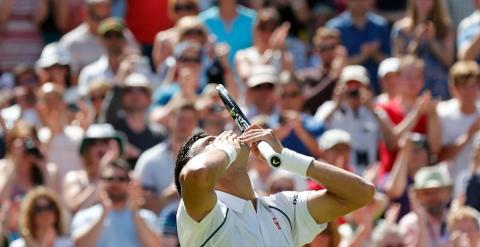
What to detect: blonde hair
<box><xmin>404</xmin><ymin>0</ymin><xmax>451</xmax><ymax>39</ymax></box>
<box><xmin>399</xmin><ymin>55</ymin><xmax>425</xmax><ymax>72</ymax></box>
<box><xmin>18</xmin><ymin>187</ymin><xmax>67</xmax><ymax>239</ymax></box>
<box><xmin>447</xmin><ymin>206</ymin><xmax>480</xmax><ymax>230</ymax></box>
<box><xmin>449</xmin><ymin>60</ymin><xmax>480</xmax><ymax>85</ymax></box>
<box><xmin>167</xmin><ymin>0</ymin><xmax>199</xmax><ymax>21</ymax></box>
<box><xmin>313</xmin><ymin>27</ymin><xmax>340</xmax><ymax>47</ymax></box>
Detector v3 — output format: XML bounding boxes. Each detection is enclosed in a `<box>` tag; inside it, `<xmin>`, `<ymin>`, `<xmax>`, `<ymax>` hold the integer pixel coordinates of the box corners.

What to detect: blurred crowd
<box><xmin>0</xmin><ymin>0</ymin><xmax>480</xmax><ymax>246</ymax></box>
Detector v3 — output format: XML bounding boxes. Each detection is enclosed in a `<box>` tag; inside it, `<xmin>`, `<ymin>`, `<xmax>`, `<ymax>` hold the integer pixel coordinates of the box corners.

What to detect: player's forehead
<box><xmin>190</xmin><ymin>135</ymin><xmax>215</xmax><ymax>154</ymax></box>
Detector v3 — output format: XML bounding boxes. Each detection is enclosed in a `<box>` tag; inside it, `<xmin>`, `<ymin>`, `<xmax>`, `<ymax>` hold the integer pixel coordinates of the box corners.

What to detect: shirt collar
<box><xmin>215</xmin><ymin>190</ymin><xmax>249</xmax><ymax>213</ymax></box>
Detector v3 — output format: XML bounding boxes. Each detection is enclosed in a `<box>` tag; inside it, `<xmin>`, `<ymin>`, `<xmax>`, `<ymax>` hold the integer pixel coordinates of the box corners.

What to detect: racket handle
<box><xmin>257</xmin><ymin>141</ymin><xmax>282</xmax><ymax>168</ymax></box>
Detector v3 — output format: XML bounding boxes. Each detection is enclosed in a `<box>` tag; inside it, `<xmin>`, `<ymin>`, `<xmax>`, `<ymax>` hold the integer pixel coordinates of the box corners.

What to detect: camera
<box><xmin>347</xmin><ymin>88</ymin><xmax>360</xmax><ymax>98</ymax></box>
<box><xmin>23</xmin><ymin>138</ymin><xmax>43</xmax><ymax>158</ymax></box>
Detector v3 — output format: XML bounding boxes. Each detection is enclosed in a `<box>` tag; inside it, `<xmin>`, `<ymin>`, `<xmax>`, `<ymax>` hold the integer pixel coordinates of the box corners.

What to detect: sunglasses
<box><xmin>208</xmin><ymin>103</ymin><xmax>225</xmax><ymax>113</ymax></box>
<box><xmin>252</xmin><ymin>83</ymin><xmax>275</xmax><ymax>91</ymax></box>
<box><xmin>103</xmin><ymin>32</ymin><xmax>124</xmax><ymax>40</ymax></box>
<box><xmin>281</xmin><ymin>91</ymin><xmax>301</xmax><ymax>98</ymax></box>
<box><xmin>123</xmin><ymin>87</ymin><xmax>149</xmax><ymax>94</ymax></box>
<box><xmin>174</xmin><ymin>2</ymin><xmax>198</xmax><ymax>12</ymax></box>
<box><xmin>32</xmin><ymin>202</ymin><xmax>55</xmax><ymax>214</ymax></box>
<box><xmin>316</xmin><ymin>43</ymin><xmax>337</xmax><ymax>52</ymax></box>
<box><xmin>102</xmin><ymin>176</ymin><xmax>130</xmax><ymax>182</ymax></box>
<box><xmin>184</xmin><ymin>28</ymin><xmax>204</xmax><ymax>36</ymax></box>
<box><xmin>90</xmin><ymin>93</ymin><xmax>106</xmax><ymax>102</ymax></box>
<box><xmin>177</xmin><ymin>56</ymin><xmax>201</xmax><ymax>63</ymax></box>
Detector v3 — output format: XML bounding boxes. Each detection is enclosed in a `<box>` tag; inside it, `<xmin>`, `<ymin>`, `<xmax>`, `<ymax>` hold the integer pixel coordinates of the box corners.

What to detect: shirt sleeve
<box><xmin>270</xmin><ymin>191</ymin><xmax>327</xmax><ymax>246</ymax></box>
<box><xmin>139</xmin><ymin>209</ymin><xmax>161</xmax><ymax>233</ymax></box>
<box><xmin>176</xmin><ymin>199</ymin><xmax>229</xmax><ymax>246</ymax></box>
<box><xmin>70</xmin><ymin>207</ymin><xmax>101</xmax><ymax>238</ymax></box>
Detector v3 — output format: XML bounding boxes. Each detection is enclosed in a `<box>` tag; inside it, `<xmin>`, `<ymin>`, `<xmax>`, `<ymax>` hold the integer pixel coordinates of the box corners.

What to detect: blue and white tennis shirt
<box><xmin>177</xmin><ymin>190</ymin><xmax>327</xmax><ymax>247</ymax></box>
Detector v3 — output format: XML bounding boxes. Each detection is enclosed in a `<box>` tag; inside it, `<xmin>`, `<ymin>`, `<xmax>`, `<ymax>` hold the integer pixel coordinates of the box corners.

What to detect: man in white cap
<box><xmin>318</xmin><ymin>129</ymin><xmax>353</xmax><ymax>172</ymax></box>
<box><xmin>399</xmin><ymin>164</ymin><xmax>452</xmax><ymax>247</ymax></box>
<box><xmin>377</xmin><ymin>57</ymin><xmax>400</xmax><ymax>104</ymax></box>
<box><xmin>245</xmin><ymin>65</ymin><xmax>279</xmax><ymax>119</ymax></box>
<box><xmin>104</xmin><ymin>73</ymin><xmax>165</xmax><ymax>168</ymax></box>
<box><xmin>315</xmin><ymin>65</ymin><xmax>395</xmax><ymax>175</ymax></box>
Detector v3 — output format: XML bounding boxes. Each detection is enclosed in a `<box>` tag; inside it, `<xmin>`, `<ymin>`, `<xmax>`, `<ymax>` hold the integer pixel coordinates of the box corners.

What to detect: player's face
<box><xmin>190</xmin><ymin>136</ymin><xmax>216</xmax><ymax>156</ymax></box>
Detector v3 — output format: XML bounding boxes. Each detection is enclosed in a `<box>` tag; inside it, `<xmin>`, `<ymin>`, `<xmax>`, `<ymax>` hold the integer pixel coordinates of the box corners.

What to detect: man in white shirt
<box><xmin>437</xmin><ymin>60</ymin><xmax>480</xmax><ymax>181</ymax></box>
<box><xmin>175</xmin><ymin>125</ymin><xmax>375</xmax><ymax>246</ymax></box>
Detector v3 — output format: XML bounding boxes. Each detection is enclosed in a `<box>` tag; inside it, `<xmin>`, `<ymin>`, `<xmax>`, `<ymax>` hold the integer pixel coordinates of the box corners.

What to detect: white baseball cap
<box><xmin>247</xmin><ymin>65</ymin><xmax>278</xmax><ymax>88</ymax></box>
<box><xmin>123</xmin><ymin>73</ymin><xmax>151</xmax><ymax>89</ymax></box>
<box><xmin>318</xmin><ymin>129</ymin><xmax>351</xmax><ymax>150</ymax></box>
<box><xmin>36</xmin><ymin>42</ymin><xmax>70</xmax><ymax>68</ymax></box>
<box><xmin>414</xmin><ymin>164</ymin><xmax>452</xmax><ymax>190</ymax></box>
<box><xmin>339</xmin><ymin>65</ymin><xmax>370</xmax><ymax>86</ymax></box>
<box><xmin>378</xmin><ymin>57</ymin><xmax>400</xmax><ymax>79</ymax></box>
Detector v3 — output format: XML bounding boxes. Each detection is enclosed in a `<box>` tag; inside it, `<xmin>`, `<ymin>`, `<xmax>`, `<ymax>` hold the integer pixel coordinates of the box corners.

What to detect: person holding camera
<box><xmin>314</xmin><ymin>65</ymin><xmax>396</xmax><ymax>175</ymax></box>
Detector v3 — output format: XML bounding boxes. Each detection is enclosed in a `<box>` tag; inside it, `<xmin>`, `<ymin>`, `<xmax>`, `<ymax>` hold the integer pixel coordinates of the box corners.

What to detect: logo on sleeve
<box><xmin>272</xmin><ymin>217</ymin><xmax>282</xmax><ymax>230</ymax></box>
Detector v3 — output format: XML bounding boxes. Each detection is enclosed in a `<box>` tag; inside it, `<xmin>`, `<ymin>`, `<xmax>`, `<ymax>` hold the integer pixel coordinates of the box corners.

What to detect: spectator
<box><xmin>82</xmin><ymin>79</ymin><xmax>112</xmax><ymax>127</ymax></box>
<box><xmin>376</xmin><ymin>57</ymin><xmax>401</xmax><ymax>104</ymax></box>
<box><xmin>59</xmin><ymin>0</ymin><xmax>138</xmax><ymax>76</ymax></box>
<box><xmin>377</xmin><ymin>55</ymin><xmax>441</xmax><ymax>177</ymax></box>
<box><xmin>457</xmin><ymin>0</ymin><xmax>480</xmax><ymax>61</ymax></box>
<box><xmin>195</xmin><ymin>84</ymin><xmax>230</xmax><ymax>136</ymax></box>
<box><xmin>297</xmin><ymin>27</ymin><xmax>347</xmax><ymax>115</ymax></box>
<box><xmin>327</xmin><ymin>0</ymin><xmax>390</xmax><ymax>94</ymax></box>
<box><xmin>315</xmin><ymin>65</ymin><xmax>396</xmax><ymax>174</ymax></box>
<box><xmin>0</xmin><ymin>121</ymin><xmax>58</xmax><ymax>201</ymax></box>
<box><xmin>399</xmin><ymin>164</ymin><xmax>452</xmax><ymax>247</ymax></box>
<box><xmin>36</xmin><ymin>42</ymin><xmax>78</xmax><ymax>103</ymax></box>
<box><xmin>235</xmin><ymin>8</ymin><xmax>293</xmax><ymax>85</ymax></box>
<box><xmin>315</xmin><ymin>129</ymin><xmax>353</xmax><ymax>175</ymax></box>
<box><xmin>447</xmin><ymin>206</ymin><xmax>480</xmax><ymax>246</ymax></box>
<box><xmin>1</xmin><ymin>66</ymin><xmax>41</xmax><ymax>128</ymax></box>
<box><xmin>370</xmin><ymin>221</ymin><xmax>405</xmax><ymax>247</ymax></box>
<box><xmin>244</xmin><ymin>65</ymin><xmax>279</xmax><ymax>119</ymax></box>
<box><xmin>152</xmin><ymin>0</ymin><xmax>200</xmax><ymax>70</ymax></box>
<box><xmin>274</xmin><ymin>72</ymin><xmax>323</xmax><ymax>158</ymax></box>
<box><xmin>36</xmin><ymin>83</ymin><xmax>84</xmax><ymax>191</ymax></box>
<box><xmin>392</xmin><ymin>0</ymin><xmax>454</xmax><ymax>99</ymax></box>
<box><xmin>134</xmin><ymin>101</ymin><xmax>198</xmax><ymax>214</ymax></box>
<box><xmin>11</xmin><ymin>187</ymin><xmax>72</xmax><ymax>247</ymax></box>
<box><xmin>436</xmin><ymin>61</ymin><xmax>480</xmax><ymax>183</ymax></box>
<box><xmin>375</xmin><ymin>0</ymin><xmax>408</xmax><ymax>23</ymax></box>
<box><xmin>264</xmin><ymin>172</ymin><xmax>296</xmax><ymax>195</ymax></box>
<box><xmin>382</xmin><ymin>133</ymin><xmax>432</xmax><ymax>220</ymax></box>
<box><xmin>108</xmin><ymin>73</ymin><xmax>165</xmax><ymax>167</ymax></box>
<box><xmin>199</xmin><ymin>0</ymin><xmax>256</xmax><ymax>64</ymax></box>
<box><xmin>40</xmin><ymin>0</ymin><xmax>69</xmax><ymax>44</ymax></box>
<box><xmin>0</xmin><ymin>0</ymin><xmax>47</xmax><ymax>73</ymax></box>
<box><xmin>77</xmin><ymin>17</ymin><xmax>137</xmax><ymax>96</ymax></box>
<box><xmin>71</xmin><ymin>159</ymin><xmax>161</xmax><ymax>247</ymax></box>
<box><xmin>455</xmin><ymin>134</ymin><xmax>480</xmax><ymax>212</ymax></box>
<box><xmin>444</xmin><ymin>0</ymin><xmax>475</xmax><ymax>28</ymax></box>
<box><xmin>125</xmin><ymin>0</ymin><xmax>174</xmax><ymax>60</ymax></box>
<box><xmin>62</xmin><ymin>123</ymin><xmax>125</xmax><ymax>213</ymax></box>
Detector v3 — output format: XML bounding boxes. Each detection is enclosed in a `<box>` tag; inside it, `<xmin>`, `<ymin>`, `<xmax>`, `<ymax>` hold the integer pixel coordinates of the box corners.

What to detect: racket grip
<box><xmin>257</xmin><ymin>141</ymin><xmax>282</xmax><ymax>168</ymax></box>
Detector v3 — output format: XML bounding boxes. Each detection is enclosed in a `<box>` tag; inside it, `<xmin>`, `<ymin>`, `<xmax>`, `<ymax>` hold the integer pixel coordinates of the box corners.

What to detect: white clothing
<box><xmin>177</xmin><ymin>190</ymin><xmax>326</xmax><ymax>247</ymax></box>
<box><xmin>77</xmin><ymin>55</ymin><xmax>114</xmax><ymax>96</ymax></box>
<box><xmin>10</xmin><ymin>237</ymin><xmax>73</xmax><ymax>247</ymax></box>
<box><xmin>437</xmin><ymin>99</ymin><xmax>480</xmax><ymax>180</ymax></box>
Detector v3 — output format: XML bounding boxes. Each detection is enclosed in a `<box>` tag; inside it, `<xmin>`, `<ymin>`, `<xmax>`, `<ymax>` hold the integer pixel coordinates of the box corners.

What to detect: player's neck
<box><xmin>216</xmin><ymin>169</ymin><xmax>256</xmax><ymax>201</ymax></box>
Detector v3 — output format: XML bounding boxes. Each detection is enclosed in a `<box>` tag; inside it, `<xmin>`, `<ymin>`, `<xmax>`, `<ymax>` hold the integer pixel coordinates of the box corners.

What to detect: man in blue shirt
<box><xmin>199</xmin><ymin>0</ymin><xmax>256</xmax><ymax>64</ymax></box>
<box><xmin>327</xmin><ymin>0</ymin><xmax>390</xmax><ymax>94</ymax></box>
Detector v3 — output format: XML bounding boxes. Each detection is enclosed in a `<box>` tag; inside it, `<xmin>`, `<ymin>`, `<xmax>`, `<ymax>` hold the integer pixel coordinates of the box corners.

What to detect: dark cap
<box><xmin>98</xmin><ymin>17</ymin><xmax>125</xmax><ymax>36</ymax></box>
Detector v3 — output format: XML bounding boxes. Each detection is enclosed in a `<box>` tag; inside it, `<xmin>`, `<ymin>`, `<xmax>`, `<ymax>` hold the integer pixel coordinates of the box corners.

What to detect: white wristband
<box><xmin>213</xmin><ymin>144</ymin><xmax>237</xmax><ymax>168</ymax></box>
<box><xmin>280</xmin><ymin>148</ymin><xmax>314</xmax><ymax>177</ymax></box>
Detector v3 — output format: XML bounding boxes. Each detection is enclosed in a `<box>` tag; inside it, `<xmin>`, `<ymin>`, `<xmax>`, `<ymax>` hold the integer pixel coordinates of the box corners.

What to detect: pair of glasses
<box><xmin>123</xmin><ymin>87</ymin><xmax>149</xmax><ymax>94</ymax></box>
<box><xmin>177</xmin><ymin>56</ymin><xmax>201</xmax><ymax>63</ymax></box>
<box><xmin>316</xmin><ymin>43</ymin><xmax>337</xmax><ymax>52</ymax></box>
<box><xmin>281</xmin><ymin>91</ymin><xmax>301</xmax><ymax>98</ymax></box>
<box><xmin>103</xmin><ymin>32</ymin><xmax>124</xmax><ymax>40</ymax></box>
<box><xmin>252</xmin><ymin>83</ymin><xmax>275</xmax><ymax>91</ymax></box>
<box><xmin>184</xmin><ymin>29</ymin><xmax>204</xmax><ymax>36</ymax></box>
<box><xmin>32</xmin><ymin>202</ymin><xmax>55</xmax><ymax>213</ymax></box>
<box><xmin>102</xmin><ymin>176</ymin><xmax>130</xmax><ymax>182</ymax></box>
<box><xmin>174</xmin><ymin>2</ymin><xmax>198</xmax><ymax>12</ymax></box>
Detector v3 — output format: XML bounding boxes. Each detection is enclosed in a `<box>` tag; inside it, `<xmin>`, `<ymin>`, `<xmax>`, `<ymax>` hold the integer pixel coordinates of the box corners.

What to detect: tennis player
<box><xmin>175</xmin><ymin>125</ymin><xmax>375</xmax><ymax>246</ymax></box>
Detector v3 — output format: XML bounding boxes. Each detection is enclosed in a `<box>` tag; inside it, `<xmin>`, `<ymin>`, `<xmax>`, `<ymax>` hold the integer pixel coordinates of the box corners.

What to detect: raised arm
<box><xmin>239</xmin><ymin>125</ymin><xmax>375</xmax><ymax>224</ymax></box>
<box><xmin>179</xmin><ymin>131</ymin><xmax>241</xmax><ymax>222</ymax></box>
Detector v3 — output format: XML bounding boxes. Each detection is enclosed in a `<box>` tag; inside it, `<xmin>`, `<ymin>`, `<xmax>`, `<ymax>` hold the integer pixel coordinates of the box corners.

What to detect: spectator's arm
<box><xmin>98</xmin><ymin>85</ymin><xmax>123</xmax><ymax>124</ymax></box>
<box><xmin>384</xmin><ymin>140</ymin><xmax>411</xmax><ymax>199</ymax></box>
<box><xmin>132</xmin><ymin>212</ymin><xmax>162</xmax><ymax>247</ymax></box>
<box><xmin>33</xmin><ymin>0</ymin><xmax>48</xmax><ymax>25</ymax></box>
<box><xmin>0</xmin><ymin>0</ymin><xmax>13</xmax><ymax>25</ymax></box>
<box><xmin>372</xmin><ymin>106</ymin><xmax>398</xmax><ymax>151</ymax></box>
<box><xmin>52</xmin><ymin>0</ymin><xmax>69</xmax><ymax>32</ymax></box>
<box><xmin>62</xmin><ymin>173</ymin><xmax>97</xmax><ymax>212</ymax></box>
<box><xmin>427</xmin><ymin>31</ymin><xmax>455</xmax><ymax>67</ymax></box>
<box><xmin>234</xmin><ymin>50</ymin><xmax>252</xmax><ymax>85</ymax></box>
<box><xmin>73</xmin><ymin>204</ymin><xmax>108</xmax><ymax>247</ymax></box>
<box><xmin>142</xmin><ymin>184</ymin><xmax>179</xmax><ymax>214</ymax></box>
<box><xmin>438</xmin><ymin>117</ymin><xmax>480</xmax><ymax>162</ymax></box>
<box><xmin>458</xmin><ymin>34</ymin><xmax>480</xmax><ymax>60</ymax></box>
<box><xmin>392</xmin><ymin>93</ymin><xmax>431</xmax><ymax>138</ymax></box>
<box><xmin>152</xmin><ymin>33</ymin><xmax>174</xmax><ymax>72</ymax></box>
<box><xmin>426</xmin><ymin>102</ymin><xmax>442</xmax><ymax>155</ymax></box>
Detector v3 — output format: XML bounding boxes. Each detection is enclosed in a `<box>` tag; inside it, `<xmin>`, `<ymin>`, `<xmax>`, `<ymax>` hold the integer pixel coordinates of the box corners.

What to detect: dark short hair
<box><xmin>174</xmin><ymin>132</ymin><xmax>208</xmax><ymax>195</ymax></box>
